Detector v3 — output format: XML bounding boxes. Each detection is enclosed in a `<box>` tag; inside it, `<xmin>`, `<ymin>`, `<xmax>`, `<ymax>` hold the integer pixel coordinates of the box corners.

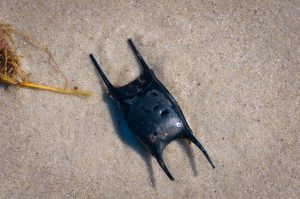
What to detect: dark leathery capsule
<box><xmin>90</xmin><ymin>39</ymin><xmax>215</xmax><ymax>181</ymax></box>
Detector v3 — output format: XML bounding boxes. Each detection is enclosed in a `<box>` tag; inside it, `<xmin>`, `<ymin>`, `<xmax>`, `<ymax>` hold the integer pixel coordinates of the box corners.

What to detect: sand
<box><xmin>0</xmin><ymin>1</ymin><xmax>299</xmax><ymax>198</ymax></box>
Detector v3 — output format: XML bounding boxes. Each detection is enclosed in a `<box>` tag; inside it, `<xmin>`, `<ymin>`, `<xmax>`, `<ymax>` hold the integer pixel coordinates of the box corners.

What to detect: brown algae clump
<box><xmin>0</xmin><ymin>23</ymin><xmax>91</xmax><ymax>97</ymax></box>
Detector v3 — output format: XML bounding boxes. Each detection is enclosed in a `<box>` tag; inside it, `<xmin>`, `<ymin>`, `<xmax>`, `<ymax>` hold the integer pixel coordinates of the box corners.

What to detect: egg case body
<box><xmin>90</xmin><ymin>39</ymin><xmax>215</xmax><ymax>181</ymax></box>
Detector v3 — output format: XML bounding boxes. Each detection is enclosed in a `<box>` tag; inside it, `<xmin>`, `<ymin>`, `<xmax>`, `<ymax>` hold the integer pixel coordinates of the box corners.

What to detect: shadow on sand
<box><xmin>93</xmin><ymin>40</ymin><xmax>198</xmax><ymax>184</ymax></box>
<box><xmin>102</xmin><ymin>93</ymin><xmax>157</xmax><ymax>186</ymax></box>
<box><xmin>103</xmin><ymin>93</ymin><xmax>199</xmax><ymax>185</ymax></box>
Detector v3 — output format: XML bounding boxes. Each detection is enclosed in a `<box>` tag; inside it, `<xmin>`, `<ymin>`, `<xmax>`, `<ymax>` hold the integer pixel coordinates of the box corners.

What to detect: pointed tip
<box><xmin>160</xmin><ymin>161</ymin><xmax>175</xmax><ymax>181</ymax></box>
<box><xmin>89</xmin><ymin>54</ymin><xmax>119</xmax><ymax>98</ymax></box>
<box><xmin>207</xmin><ymin>157</ymin><xmax>215</xmax><ymax>169</ymax></box>
<box><xmin>153</xmin><ymin>150</ymin><xmax>175</xmax><ymax>181</ymax></box>
<box><xmin>127</xmin><ymin>38</ymin><xmax>137</xmax><ymax>52</ymax></box>
<box><xmin>127</xmin><ymin>38</ymin><xmax>135</xmax><ymax>50</ymax></box>
<box><xmin>127</xmin><ymin>39</ymin><xmax>151</xmax><ymax>73</ymax></box>
<box><xmin>185</xmin><ymin>131</ymin><xmax>215</xmax><ymax>169</ymax></box>
<box><xmin>90</xmin><ymin>54</ymin><xmax>98</xmax><ymax>63</ymax></box>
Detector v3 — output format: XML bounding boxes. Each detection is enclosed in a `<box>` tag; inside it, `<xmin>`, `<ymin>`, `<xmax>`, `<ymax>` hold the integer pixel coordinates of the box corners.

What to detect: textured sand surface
<box><xmin>0</xmin><ymin>1</ymin><xmax>299</xmax><ymax>198</ymax></box>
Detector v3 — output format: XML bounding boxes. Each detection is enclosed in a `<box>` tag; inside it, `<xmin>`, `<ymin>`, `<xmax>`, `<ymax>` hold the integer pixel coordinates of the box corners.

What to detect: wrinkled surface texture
<box><xmin>0</xmin><ymin>1</ymin><xmax>299</xmax><ymax>198</ymax></box>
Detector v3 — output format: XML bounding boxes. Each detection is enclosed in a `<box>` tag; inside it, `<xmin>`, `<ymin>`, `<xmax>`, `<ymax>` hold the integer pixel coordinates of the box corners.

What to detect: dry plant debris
<box><xmin>0</xmin><ymin>23</ymin><xmax>91</xmax><ymax>97</ymax></box>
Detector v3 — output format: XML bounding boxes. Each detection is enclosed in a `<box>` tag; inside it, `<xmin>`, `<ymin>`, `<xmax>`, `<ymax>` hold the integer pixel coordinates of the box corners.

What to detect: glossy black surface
<box><xmin>90</xmin><ymin>39</ymin><xmax>215</xmax><ymax>181</ymax></box>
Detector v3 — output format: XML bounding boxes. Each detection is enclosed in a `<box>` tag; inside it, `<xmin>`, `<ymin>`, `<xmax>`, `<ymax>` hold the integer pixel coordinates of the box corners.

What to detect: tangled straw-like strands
<box><xmin>0</xmin><ymin>23</ymin><xmax>91</xmax><ymax>97</ymax></box>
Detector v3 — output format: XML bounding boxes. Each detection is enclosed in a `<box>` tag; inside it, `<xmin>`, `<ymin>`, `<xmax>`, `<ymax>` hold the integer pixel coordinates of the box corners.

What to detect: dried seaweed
<box><xmin>0</xmin><ymin>23</ymin><xmax>91</xmax><ymax>97</ymax></box>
